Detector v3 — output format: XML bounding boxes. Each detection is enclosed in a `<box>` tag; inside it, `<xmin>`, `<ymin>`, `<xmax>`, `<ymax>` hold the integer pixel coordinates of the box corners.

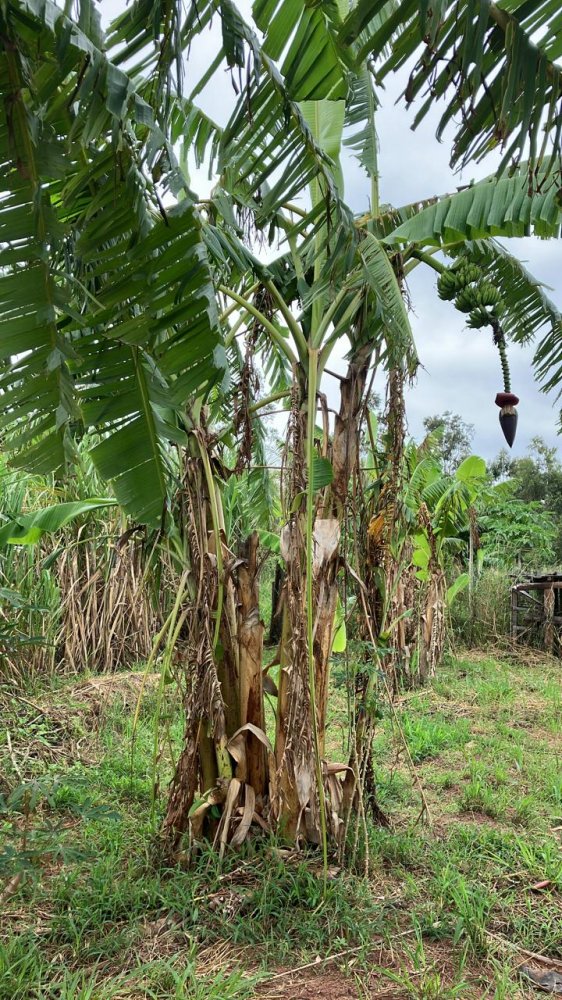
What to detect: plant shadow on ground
<box><xmin>1</xmin><ymin>653</ymin><xmax>561</xmax><ymax>998</ymax></box>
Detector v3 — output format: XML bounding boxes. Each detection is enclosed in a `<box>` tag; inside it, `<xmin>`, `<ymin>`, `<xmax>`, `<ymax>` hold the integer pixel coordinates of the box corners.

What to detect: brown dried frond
<box><xmin>232</xmin><ymin>333</ymin><xmax>260</xmax><ymax>474</ymax></box>
<box><xmin>282</xmin><ymin>369</ymin><xmax>306</xmax><ymax>507</ymax></box>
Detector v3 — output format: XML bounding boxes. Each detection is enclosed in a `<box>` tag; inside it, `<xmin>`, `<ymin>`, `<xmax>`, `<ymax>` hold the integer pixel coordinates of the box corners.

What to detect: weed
<box><xmin>0</xmin><ymin>936</ymin><xmax>43</xmax><ymax>1000</ymax></box>
<box><xmin>435</xmin><ymin>772</ymin><xmax>457</xmax><ymax>790</ymax></box>
<box><xmin>375</xmin><ymin>927</ymin><xmax>470</xmax><ymax>998</ymax></box>
<box><xmin>548</xmin><ymin>771</ymin><xmax>562</xmax><ymax>808</ymax></box>
<box><xmin>458</xmin><ymin>780</ymin><xmax>504</xmax><ymax>820</ymax></box>
<box><xmin>512</xmin><ymin>795</ymin><xmax>539</xmax><ymax>828</ymax></box>
<box><xmin>44</xmin><ymin>969</ymin><xmax>121</xmax><ymax>1000</ymax></box>
<box><xmin>137</xmin><ymin>959</ymin><xmax>262</xmax><ymax>999</ymax></box>
<box><xmin>399</xmin><ymin>715</ymin><xmax>471</xmax><ymax>762</ymax></box>
<box><xmin>487</xmin><ymin>957</ymin><xmax>520</xmax><ymax>999</ymax></box>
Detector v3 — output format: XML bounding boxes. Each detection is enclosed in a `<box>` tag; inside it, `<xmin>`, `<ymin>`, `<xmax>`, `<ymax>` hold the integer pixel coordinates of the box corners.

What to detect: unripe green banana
<box><xmin>467</xmin><ymin>307</ymin><xmax>492</xmax><ymax>329</ymax></box>
<box><xmin>452</xmin><ymin>266</ymin><xmax>469</xmax><ymax>289</ymax></box>
<box><xmin>455</xmin><ymin>286</ymin><xmax>480</xmax><ymax>313</ymax></box>
<box><xmin>478</xmin><ymin>282</ymin><xmax>501</xmax><ymax>307</ymax></box>
<box><xmin>460</xmin><ymin>262</ymin><xmax>481</xmax><ymax>285</ymax></box>
<box><xmin>451</xmin><ymin>261</ymin><xmax>480</xmax><ymax>288</ymax></box>
<box><xmin>437</xmin><ymin>269</ymin><xmax>459</xmax><ymax>301</ymax></box>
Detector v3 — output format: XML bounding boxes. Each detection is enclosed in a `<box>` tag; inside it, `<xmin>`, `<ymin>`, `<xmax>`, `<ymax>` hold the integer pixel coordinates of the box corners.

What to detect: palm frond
<box><xmin>344</xmin><ymin>66</ymin><xmax>379</xmax><ymax>183</ymax></box>
<box><xmin>219</xmin><ymin>72</ymin><xmax>351</xmax><ymax>234</ymax></box>
<box><xmin>0</xmin><ymin>6</ymin><xmax>225</xmax><ymax>525</ymax></box>
<box><xmin>0</xmin><ymin>6</ymin><xmax>73</xmax><ymax>475</ymax></box>
<box><xmin>106</xmin><ymin>0</ymin><xmax>186</xmax><ymax>105</ymax></box>
<box><xmin>74</xmin><ymin>197</ymin><xmax>224</xmax><ymax>524</ymax></box>
<box><xmin>357</xmin><ymin>233</ymin><xmax>418</xmax><ymax>369</ymax></box>
<box><xmin>253</xmin><ymin>0</ymin><xmax>349</xmax><ymax>100</ymax></box>
<box><xmin>385</xmin><ymin>166</ymin><xmax>562</xmax><ymax>246</ymax></box>
<box><xmin>170</xmin><ymin>96</ymin><xmax>223</xmax><ymax>178</ymax></box>
<box><xmin>340</xmin><ymin>0</ymin><xmax>562</xmax><ymax>176</ymax></box>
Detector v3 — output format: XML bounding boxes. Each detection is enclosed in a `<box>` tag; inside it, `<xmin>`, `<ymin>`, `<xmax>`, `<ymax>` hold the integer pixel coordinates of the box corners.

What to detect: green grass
<box><xmin>1</xmin><ymin>652</ymin><xmax>561</xmax><ymax>998</ymax></box>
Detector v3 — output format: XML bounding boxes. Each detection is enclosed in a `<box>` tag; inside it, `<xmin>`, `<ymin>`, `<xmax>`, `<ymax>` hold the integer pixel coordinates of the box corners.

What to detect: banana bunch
<box><xmin>437</xmin><ymin>261</ymin><xmax>505</xmax><ymax>329</ymax></box>
<box><xmin>436</xmin><ymin>268</ymin><xmax>460</xmax><ymax>301</ymax></box>
<box><xmin>474</xmin><ymin>282</ymin><xmax>503</xmax><ymax>308</ymax></box>
<box><xmin>437</xmin><ymin>261</ymin><xmax>481</xmax><ymax>300</ymax></box>
<box><xmin>466</xmin><ymin>307</ymin><xmax>491</xmax><ymax>329</ymax></box>
<box><xmin>455</xmin><ymin>285</ymin><xmax>480</xmax><ymax>313</ymax></box>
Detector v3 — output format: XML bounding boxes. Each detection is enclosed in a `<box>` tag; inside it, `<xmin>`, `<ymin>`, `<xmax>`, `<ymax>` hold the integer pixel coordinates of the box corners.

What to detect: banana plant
<box><xmin>405</xmin><ymin>455</ymin><xmax>489</xmax><ymax>566</ymax></box>
<box><xmin>1</xmin><ymin>0</ymin><xmax>561</xmax><ymax>857</ymax></box>
<box><xmin>162</xmin><ymin>126</ymin><xmax>418</xmax><ymax>856</ymax></box>
<box><xmin>361</xmin><ymin>417</ymin><xmax>489</xmax><ymax>688</ymax></box>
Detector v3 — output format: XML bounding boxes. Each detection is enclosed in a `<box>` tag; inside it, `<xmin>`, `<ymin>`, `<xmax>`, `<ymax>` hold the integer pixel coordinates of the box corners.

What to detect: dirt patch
<box><xmin>256</xmin><ymin>939</ymin><xmax>490</xmax><ymax>999</ymax></box>
<box><xmin>256</xmin><ymin>968</ymin><xmax>363</xmax><ymax>999</ymax></box>
<box><xmin>509</xmin><ymin>721</ymin><xmax>561</xmax><ymax>749</ymax></box>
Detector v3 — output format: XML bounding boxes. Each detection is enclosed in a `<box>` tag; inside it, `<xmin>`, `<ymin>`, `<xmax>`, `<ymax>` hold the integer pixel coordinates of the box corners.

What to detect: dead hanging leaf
<box><xmin>327</xmin><ymin>773</ymin><xmax>344</xmax><ymax>838</ymax></box>
<box><xmin>228</xmin><ymin>723</ymin><xmax>273</xmax><ymax>760</ymax></box>
<box><xmin>263</xmin><ymin>673</ymin><xmax>278</xmax><ymax>697</ymax></box>
<box><xmin>341</xmin><ymin>766</ymin><xmax>357</xmax><ymax>819</ymax></box>
<box><xmin>294</xmin><ymin>762</ymin><xmax>313</xmax><ymax>810</ymax></box>
<box><xmin>231</xmin><ymin>722</ymin><xmax>273</xmax><ymax>749</ymax></box>
<box><xmin>340</xmin><ymin>558</ymin><xmax>368</xmax><ymax>594</ymax></box>
<box><xmin>279</xmin><ymin>524</ymin><xmax>292</xmax><ymax>564</ymax></box>
<box><xmin>228</xmin><ymin>733</ymin><xmax>248</xmax><ymax>783</ymax></box>
<box><xmin>263</xmin><ymin>651</ymin><xmax>280</xmax><ymax>672</ymax></box>
<box><xmin>323</xmin><ymin>761</ymin><xmax>353</xmax><ymax>775</ymax></box>
<box><xmin>312</xmin><ymin>519</ymin><xmax>340</xmax><ymax>575</ymax></box>
<box><xmin>215</xmin><ymin>778</ymin><xmax>242</xmax><ymax>858</ymax></box>
<box><xmin>224</xmin><ymin>557</ymin><xmax>246</xmax><ymax>583</ymax></box>
<box><xmin>207</xmin><ymin>530</ymin><xmax>236</xmax><ymax>562</ymax></box>
<box><xmin>368</xmin><ymin>513</ymin><xmax>385</xmax><ymax>543</ymax></box>
<box><xmin>280</xmin><ymin>518</ymin><xmax>340</xmax><ymax>573</ymax></box>
<box><xmin>252</xmin><ymin>811</ymin><xmax>271</xmax><ymax>833</ymax></box>
<box><xmin>228</xmin><ymin>723</ymin><xmax>273</xmax><ymax>784</ymax></box>
<box><xmin>189</xmin><ymin>783</ymin><xmax>228</xmax><ymax>819</ymax></box>
<box><xmin>189</xmin><ymin>781</ymin><xmax>229</xmax><ymax>839</ymax></box>
<box><xmin>323</xmin><ymin>762</ymin><xmax>357</xmax><ymax>844</ymax></box>
<box><xmin>231</xmin><ymin>784</ymin><xmax>256</xmax><ymax>847</ymax></box>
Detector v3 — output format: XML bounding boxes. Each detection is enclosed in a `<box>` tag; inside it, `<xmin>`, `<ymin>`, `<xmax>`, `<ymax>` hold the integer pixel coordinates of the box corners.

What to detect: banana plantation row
<box><xmin>0</xmin><ymin>0</ymin><xmax>561</xmax><ymax>855</ymax></box>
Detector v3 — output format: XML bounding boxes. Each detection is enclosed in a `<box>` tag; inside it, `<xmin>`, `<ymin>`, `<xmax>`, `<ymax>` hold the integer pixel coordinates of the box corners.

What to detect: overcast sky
<box><xmin>371</xmin><ymin>75</ymin><xmax>562</xmax><ymax>461</ymax></box>
<box><xmin>101</xmin><ymin>0</ymin><xmax>562</xmax><ymax>462</ymax></box>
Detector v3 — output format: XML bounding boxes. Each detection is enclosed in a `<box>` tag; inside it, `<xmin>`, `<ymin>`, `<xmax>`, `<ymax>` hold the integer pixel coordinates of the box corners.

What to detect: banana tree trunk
<box><xmin>163</xmin><ymin>446</ymin><xmax>266</xmax><ymax>854</ymax></box>
<box><xmin>417</xmin><ymin>566</ymin><xmax>447</xmax><ymax>683</ymax></box>
<box><xmin>274</xmin><ymin>346</ymin><xmax>372</xmax><ymax>842</ymax></box>
<box><xmin>268</xmin><ymin>562</ymin><xmax>285</xmax><ymax>645</ymax></box>
<box><xmin>274</xmin><ymin>515</ymin><xmax>340</xmax><ymax>841</ymax></box>
<box><xmin>238</xmin><ymin>531</ymin><xmax>267</xmax><ymax>802</ymax></box>
<box><xmin>165</xmin><ymin>342</ymin><xmax>375</xmax><ymax>852</ymax></box>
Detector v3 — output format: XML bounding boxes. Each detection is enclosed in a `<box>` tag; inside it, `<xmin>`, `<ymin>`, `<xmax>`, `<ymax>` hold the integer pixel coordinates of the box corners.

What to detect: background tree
<box><xmin>422</xmin><ymin>412</ymin><xmax>475</xmax><ymax>477</ymax></box>
<box><xmin>490</xmin><ymin>438</ymin><xmax>562</xmax><ymax>560</ymax></box>
<box><xmin>478</xmin><ymin>488</ymin><xmax>557</xmax><ymax>570</ymax></box>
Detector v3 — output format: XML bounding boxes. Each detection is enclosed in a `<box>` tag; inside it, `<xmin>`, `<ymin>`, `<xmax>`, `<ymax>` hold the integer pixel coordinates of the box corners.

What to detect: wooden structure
<box><xmin>511</xmin><ymin>573</ymin><xmax>562</xmax><ymax>654</ymax></box>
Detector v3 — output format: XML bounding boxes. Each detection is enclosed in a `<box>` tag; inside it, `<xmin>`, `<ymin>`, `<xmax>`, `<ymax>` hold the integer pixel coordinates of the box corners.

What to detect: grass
<box><xmin>1</xmin><ymin>652</ymin><xmax>561</xmax><ymax>998</ymax></box>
